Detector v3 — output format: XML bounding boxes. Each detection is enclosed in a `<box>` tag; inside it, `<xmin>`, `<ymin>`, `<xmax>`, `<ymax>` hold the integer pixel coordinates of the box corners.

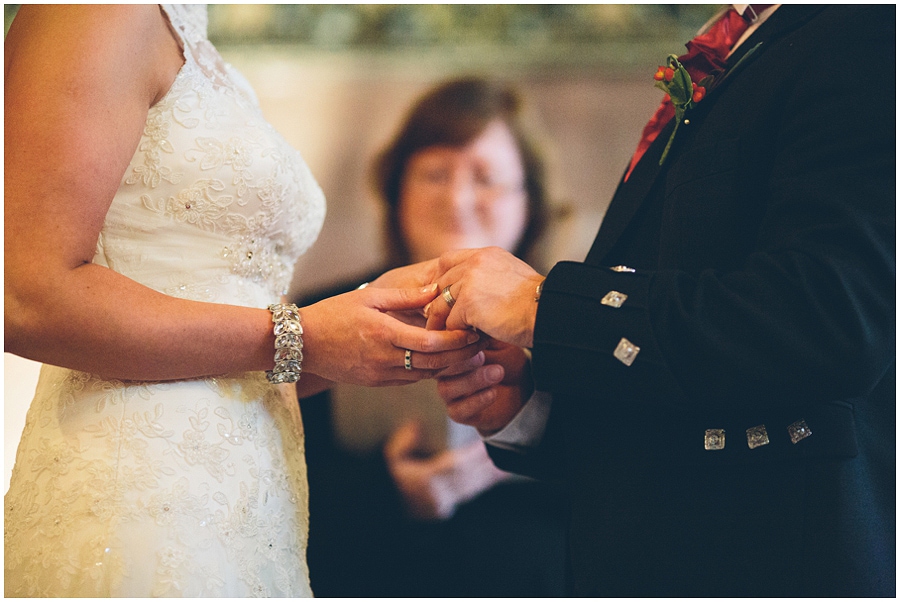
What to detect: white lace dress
<box><xmin>4</xmin><ymin>5</ymin><xmax>325</xmax><ymax>597</ymax></box>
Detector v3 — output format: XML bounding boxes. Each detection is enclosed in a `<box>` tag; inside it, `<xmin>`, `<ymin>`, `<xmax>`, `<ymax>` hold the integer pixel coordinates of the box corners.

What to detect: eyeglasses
<box><xmin>407</xmin><ymin>165</ymin><xmax>525</xmax><ymax>201</ymax></box>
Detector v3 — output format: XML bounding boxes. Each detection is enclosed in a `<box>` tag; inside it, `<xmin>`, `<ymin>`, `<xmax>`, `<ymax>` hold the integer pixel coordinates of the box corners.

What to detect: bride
<box><xmin>4</xmin><ymin>5</ymin><xmax>482</xmax><ymax>597</ymax></box>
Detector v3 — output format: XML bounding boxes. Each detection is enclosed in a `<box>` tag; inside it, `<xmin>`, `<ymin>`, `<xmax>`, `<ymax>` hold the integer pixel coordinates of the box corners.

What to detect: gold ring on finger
<box><xmin>441</xmin><ymin>285</ymin><xmax>456</xmax><ymax>307</ymax></box>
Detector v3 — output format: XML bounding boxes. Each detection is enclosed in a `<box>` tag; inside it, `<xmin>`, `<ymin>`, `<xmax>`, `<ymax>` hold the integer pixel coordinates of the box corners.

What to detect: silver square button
<box><xmin>601</xmin><ymin>291</ymin><xmax>628</xmax><ymax>308</ymax></box>
<box><xmin>746</xmin><ymin>424</ymin><xmax>769</xmax><ymax>449</ymax></box>
<box><xmin>704</xmin><ymin>429</ymin><xmax>725</xmax><ymax>450</ymax></box>
<box><xmin>613</xmin><ymin>338</ymin><xmax>640</xmax><ymax>366</ymax></box>
<box><xmin>788</xmin><ymin>419</ymin><xmax>812</xmax><ymax>444</ymax></box>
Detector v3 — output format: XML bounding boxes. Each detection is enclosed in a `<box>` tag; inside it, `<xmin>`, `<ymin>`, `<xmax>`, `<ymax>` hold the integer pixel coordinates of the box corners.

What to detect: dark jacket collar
<box><xmin>585</xmin><ymin>4</ymin><xmax>826</xmax><ymax>265</ymax></box>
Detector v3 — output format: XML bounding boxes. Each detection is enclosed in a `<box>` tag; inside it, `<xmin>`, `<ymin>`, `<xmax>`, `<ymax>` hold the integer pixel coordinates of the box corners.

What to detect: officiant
<box><xmin>296</xmin><ymin>77</ymin><xmax>567</xmax><ymax>597</ymax></box>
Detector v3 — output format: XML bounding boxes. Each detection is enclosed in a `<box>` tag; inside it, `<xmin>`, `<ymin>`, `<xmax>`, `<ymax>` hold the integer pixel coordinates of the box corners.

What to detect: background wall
<box><xmin>4</xmin><ymin>4</ymin><xmax>717</xmax><ymax>491</ymax></box>
<box><xmin>224</xmin><ymin>50</ymin><xmax>663</xmax><ymax>297</ymax></box>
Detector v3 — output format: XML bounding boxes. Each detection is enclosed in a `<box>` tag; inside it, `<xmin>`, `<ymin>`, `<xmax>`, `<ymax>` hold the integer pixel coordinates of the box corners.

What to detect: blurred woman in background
<box><xmin>298</xmin><ymin>77</ymin><xmax>568</xmax><ymax>597</ymax></box>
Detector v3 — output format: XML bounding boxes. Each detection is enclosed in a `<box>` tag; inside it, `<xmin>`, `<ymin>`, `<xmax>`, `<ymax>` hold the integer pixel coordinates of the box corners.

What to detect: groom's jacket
<box><xmin>490</xmin><ymin>5</ymin><xmax>895</xmax><ymax>597</ymax></box>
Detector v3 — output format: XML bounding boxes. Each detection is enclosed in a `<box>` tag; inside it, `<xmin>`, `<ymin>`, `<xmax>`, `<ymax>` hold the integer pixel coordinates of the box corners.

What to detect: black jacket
<box><xmin>490</xmin><ymin>5</ymin><xmax>895</xmax><ymax>596</ymax></box>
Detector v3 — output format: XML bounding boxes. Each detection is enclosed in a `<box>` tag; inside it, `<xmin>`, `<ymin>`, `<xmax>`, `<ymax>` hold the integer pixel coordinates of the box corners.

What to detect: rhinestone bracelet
<box><xmin>265</xmin><ymin>303</ymin><xmax>303</xmax><ymax>384</ymax></box>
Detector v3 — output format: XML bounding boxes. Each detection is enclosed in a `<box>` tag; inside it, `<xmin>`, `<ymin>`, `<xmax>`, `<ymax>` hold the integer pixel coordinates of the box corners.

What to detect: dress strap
<box><xmin>160</xmin><ymin>4</ymin><xmax>208</xmax><ymax>46</ymax></box>
<box><xmin>158</xmin><ymin>4</ymin><xmax>234</xmax><ymax>93</ymax></box>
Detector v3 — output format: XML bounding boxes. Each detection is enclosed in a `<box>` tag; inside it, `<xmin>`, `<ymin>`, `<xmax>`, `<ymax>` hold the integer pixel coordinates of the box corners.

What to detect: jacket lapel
<box><xmin>585</xmin><ymin>4</ymin><xmax>826</xmax><ymax>266</ymax></box>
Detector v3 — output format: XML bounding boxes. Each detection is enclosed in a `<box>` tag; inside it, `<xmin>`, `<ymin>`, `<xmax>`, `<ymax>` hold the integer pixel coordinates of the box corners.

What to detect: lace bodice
<box><xmin>97</xmin><ymin>4</ymin><xmax>326</xmax><ymax>306</ymax></box>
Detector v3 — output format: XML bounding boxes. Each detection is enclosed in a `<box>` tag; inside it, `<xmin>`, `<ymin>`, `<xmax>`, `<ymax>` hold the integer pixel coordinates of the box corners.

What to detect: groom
<box><xmin>424</xmin><ymin>5</ymin><xmax>895</xmax><ymax>597</ymax></box>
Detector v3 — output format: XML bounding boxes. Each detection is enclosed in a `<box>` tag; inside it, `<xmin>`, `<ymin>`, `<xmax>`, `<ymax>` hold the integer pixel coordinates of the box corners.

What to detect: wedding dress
<box><xmin>4</xmin><ymin>5</ymin><xmax>325</xmax><ymax>597</ymax></box>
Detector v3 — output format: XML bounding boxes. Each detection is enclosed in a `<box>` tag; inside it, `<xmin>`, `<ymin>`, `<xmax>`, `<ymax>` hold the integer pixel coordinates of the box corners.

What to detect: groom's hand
<box><xmin>425</xmin><ymin>247</ymin><xmax>544</xmax><ymax>348</ymax></box>
<box><xmin>436</xmin><ymin>340</ymin><xmax>533</xmax><ymax>435</ymax></box>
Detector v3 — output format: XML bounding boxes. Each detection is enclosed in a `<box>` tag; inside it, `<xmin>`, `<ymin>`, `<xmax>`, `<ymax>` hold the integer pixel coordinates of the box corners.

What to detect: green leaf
<box><xmin>672</xmin><ymin>66</ymin><xmax>692</xmax><ymax>95</ymax></box>
<box><xmin>663</xmin><ymin>58</ymin><xmax>692</xmax><ymax>106</ymax></box>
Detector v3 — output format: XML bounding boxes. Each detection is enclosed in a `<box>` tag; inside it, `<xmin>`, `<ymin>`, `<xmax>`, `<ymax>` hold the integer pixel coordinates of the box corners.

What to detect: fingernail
<box><xmin>424</xmin><ymin>302</ymin><xmax>432</xmax><ymax>317</ymax></box>
<box><xmin>421</xmin><ymin>283</ymin><xmax>438</xmax><ymax>293</ymax></box>
<box><xmin>467</xmin><ymin>332</ymin><xmax>480</xmax><ymax>344</ymax></box>
<box><xmin>485</xmin><ymin>365</ymin><xmax>503</xmax><ymax>382</ymax></box>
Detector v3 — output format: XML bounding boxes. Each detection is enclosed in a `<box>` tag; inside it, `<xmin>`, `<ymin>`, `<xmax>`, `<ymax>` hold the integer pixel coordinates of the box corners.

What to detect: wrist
<box><xmin>293</xmin><ymin>301</ymin><xmax>322</xmax><ymax>378</ymax></box>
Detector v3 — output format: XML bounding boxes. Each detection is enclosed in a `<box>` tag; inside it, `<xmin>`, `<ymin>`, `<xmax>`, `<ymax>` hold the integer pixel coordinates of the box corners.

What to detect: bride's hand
<box><xmin>368</xmin><ymin>259</ymin><xmax>441</xmax><ymax>291</ymax></box>
<box><xmin>300</xmin><ymin>284</ymin><xmax>486</xmax><ymax>387</ymax></box>
<box><xmin>366</xmin><ymin>260</ymin><xmax>442</xmax><ymax>328</ymax></box>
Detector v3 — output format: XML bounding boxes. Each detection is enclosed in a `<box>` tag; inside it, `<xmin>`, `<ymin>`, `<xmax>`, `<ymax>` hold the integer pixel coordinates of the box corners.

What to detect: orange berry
<box><xmin>664</xmin><ymin>67</ymin><xmax>675</xmax><ymax>81</ymax></box>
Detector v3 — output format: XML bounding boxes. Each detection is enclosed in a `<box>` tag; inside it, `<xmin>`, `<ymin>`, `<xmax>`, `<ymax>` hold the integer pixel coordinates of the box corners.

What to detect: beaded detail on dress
<box><xmin>5</xmin><ymin>5</ymin><xmax>319</xmax><ymax>597</ymax></box>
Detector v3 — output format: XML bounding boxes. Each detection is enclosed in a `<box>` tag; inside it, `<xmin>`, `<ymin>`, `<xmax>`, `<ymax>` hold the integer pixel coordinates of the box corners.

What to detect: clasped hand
<box><xmin>384</xmin><ymin>421</ymin><xmax>510</xmax><ymax>521</ymax></box>
<box><xmin>373</xmin><ymin>247</ymin><xmax>543</xmax><ymax>435</ymax></box>
<box><xmin>300</xmin><ymin>282</ymin><xmax>486</xmax><ymax>388</ymax></box>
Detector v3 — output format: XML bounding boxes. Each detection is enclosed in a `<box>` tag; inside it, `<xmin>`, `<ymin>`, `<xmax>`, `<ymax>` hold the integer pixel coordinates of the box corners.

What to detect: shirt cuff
<box><xmin>482</xmin><ymin>390</ymin><xmax>553</xmax><ymax>452</ymax></box>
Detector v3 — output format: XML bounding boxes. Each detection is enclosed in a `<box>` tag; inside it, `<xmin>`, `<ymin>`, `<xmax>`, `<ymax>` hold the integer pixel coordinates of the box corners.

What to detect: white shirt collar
<box><xmin>733</xmin><ymin>4</ymin><xmax>780</xmax><ymax>22</ymax></box>
<box><xmin>734</xmin><ymin>5</ymin><xmax>780</xmax><ymax>52</ymax></box>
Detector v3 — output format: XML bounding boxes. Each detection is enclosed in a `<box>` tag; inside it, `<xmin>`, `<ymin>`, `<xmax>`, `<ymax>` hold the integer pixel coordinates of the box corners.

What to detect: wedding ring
<box><xmin>441</xmin><ymin>285</ymin><xmax>456</xmax><ymax>308</ymax></box>
<box><xmin>404</xmin><ymin>349</ymin><xmax>413</xmax><ymax>371</ymax></box>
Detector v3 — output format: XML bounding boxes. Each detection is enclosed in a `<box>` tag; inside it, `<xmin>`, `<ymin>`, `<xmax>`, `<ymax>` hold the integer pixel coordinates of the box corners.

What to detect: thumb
<box><xmin>425</xmin><ymin>301</ymin><xmax>449</xmax><ymax>331</ymax></box>
<box><xmin>369</xmin><ymin>284</ymin><xmax>439</xmax><ymax>313</ymax></box>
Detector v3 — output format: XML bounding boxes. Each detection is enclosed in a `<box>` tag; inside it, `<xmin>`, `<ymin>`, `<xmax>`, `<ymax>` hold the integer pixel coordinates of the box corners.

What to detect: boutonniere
<box><xmin>653</xmin><ymin>55</ymin><xmax>711</xmax><ymax>166</ymax></box>
<box><xmin>653</xmin><ymin>42</ymin><xmax>763</xmax><ymax>166</ymax></box>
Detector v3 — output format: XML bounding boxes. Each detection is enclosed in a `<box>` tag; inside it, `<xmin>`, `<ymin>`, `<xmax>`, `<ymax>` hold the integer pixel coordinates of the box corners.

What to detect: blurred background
<box><xmin>4</xmin><ymin>4</ymin><xmax>720</xmax><ymax>490</ymax></box>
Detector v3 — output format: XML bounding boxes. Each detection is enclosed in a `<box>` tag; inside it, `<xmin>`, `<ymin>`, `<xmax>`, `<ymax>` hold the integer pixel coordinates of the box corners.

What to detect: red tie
<box><xmin>624</xmin><ymin>5</ymin><xmax>771</xmax><ymax>181</ymax></box>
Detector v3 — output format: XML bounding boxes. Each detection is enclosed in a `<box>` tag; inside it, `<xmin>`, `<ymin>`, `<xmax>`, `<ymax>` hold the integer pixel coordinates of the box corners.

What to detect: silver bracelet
<box><xmin>265</xmin><ymin>303</ymin><xmax>303</xmax><ymax>384</ymax></box>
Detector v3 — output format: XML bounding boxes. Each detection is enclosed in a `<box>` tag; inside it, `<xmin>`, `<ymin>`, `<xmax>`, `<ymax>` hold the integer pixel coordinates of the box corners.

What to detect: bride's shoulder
<box><xmin>7</xmin><ymin>5</ymin><xmax>164</xmax><ymax>49</ymax></box>
<box><xmin>6</xmin><ymin>5</ymin><xmax>182</xmax><ymax>108</ymax></box>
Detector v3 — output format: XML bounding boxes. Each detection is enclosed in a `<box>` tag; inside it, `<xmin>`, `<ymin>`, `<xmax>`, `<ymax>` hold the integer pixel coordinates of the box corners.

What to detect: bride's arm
<box><xmin>5</xmin><ymin>5</ymin><xmax>478</xmax><ymax>383</ymax></box>
<box><xmin>3</xmin><ymin>5</ymin><xmax>246</xmax><ymax>380</ymax></box>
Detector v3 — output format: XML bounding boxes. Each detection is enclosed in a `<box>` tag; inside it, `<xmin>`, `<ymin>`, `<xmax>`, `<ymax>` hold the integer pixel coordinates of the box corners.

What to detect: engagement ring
<box><xmin>404</xmin><ymin>349</ymin><xmax>413</xmax><ymax>370</ymax></box>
